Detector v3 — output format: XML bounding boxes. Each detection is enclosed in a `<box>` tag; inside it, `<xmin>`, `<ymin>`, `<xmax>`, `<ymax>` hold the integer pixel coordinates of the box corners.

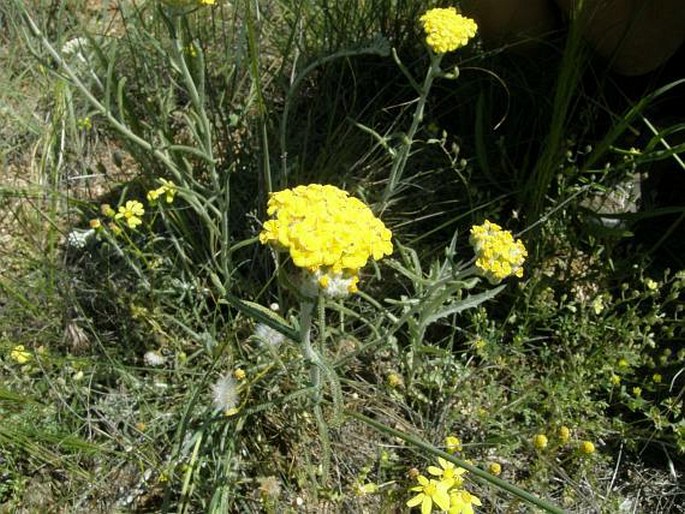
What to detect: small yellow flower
<box><xmin>407</xmin><ymin>475</ymin><xmax>451</xmax><ymax>514</ymax></box>
<box><xmin>632</xmin><ymin>387</ymin><xmax>642</xmax><ymax>397</ymax></box>
<box><xmin>77</xmin><ymin>117</ymin><xmax>92</xmax><ymax>130</ymax></box>
<box><xmin>387</xmin><ymin>372</ymin><xmax>403</xmax><ymax>388</ymax></box>
<box><xmin>233</xmin><ymin>368</ymin><xmax>246</xmax><ymax>381</ymax></box>
<box><xmin>89</xmin><ymin>218</ymin><xmax>102</xmax><ymax>229</ymax></box>
<box><xmin>579</xmin><ymin>441</ymin><xmax>596</xmax><ymax>455</ymax></box>
<box><xmin>558</xmin><ymin>426</ymin><xmax>571</xmax><ymax>444</ymax></box>
<box><xmin>427</xmin><ymin>457</ymin><xmax>467</xmax><ymax>488</ymax></box>
<box><xmin>592</xmin><ymin>296</ymin><xmax>605</xmax><ymax>315</ymax></box>
<box><xmin>610</xmin><ymin>374</ymin><xmax>621</xmax><ymax>386</ymax></box>
<box><xmin>470</xmin><ymin>220</ymin><xmax>527</xmax><ymax>284</ymax></box>
<box><xmin>115</xmin><ymin>200</ymin><xmax>145</xmax><ymax>229</ymax></box>
<box><xmin>488</xmin><ymin>462</ymin><xmax>502</xmax><ymax>476</ymax></box>
<box><xmin>10</xmin><ymin>345</ymin><xmax>31</xmax><ymax>364</ymax></box>
<box><xmin>419</xmin><ymin>7</ymin><xmax>478</xmax><ymax>54</ymax></box>
<box><xmin>617</xmin><ymin>358</ymin><xmax>630</xmax><ymax>369</ymax></box>
<box><xmin>147</xmin><ymin>179</ymin><xmax>177</xmax><ymax>204</ymax></box>
<box><xmin>644</xmin><ymin>278</ymin><xmax>658</xmax><ymax>291</ymax></box>
<box><xmin>185</xmin><ymin>43</ymin><xmax>198</xmax><ymax>58</ymax></box>
<box><xmin>652</xmin><ymin>373</ymin><xmax>662</xmax><ymax>384</ymax></box>
<box><xmin>448</xmin><ymin>489</ymin><xmax>482</xmax><ymax>514</ymax></box>
<box><xmin>445</xmin><ymin>435</ymin><xmax>462</xmax><ymax>454</ymax></box>
<box><xmin>147</xmin><ymin>188</ymin><xmax>162</xmax><ymax>203</ymax></box>
<box><xmin>533</xmin><ymin>433</ymin><xmax>548</xmax><ymax>450</ymax></box>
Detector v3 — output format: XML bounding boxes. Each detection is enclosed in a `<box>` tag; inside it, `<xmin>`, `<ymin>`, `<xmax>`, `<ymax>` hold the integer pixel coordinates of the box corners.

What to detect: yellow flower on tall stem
<box><xmin>419</xmin><ymin>7</ymin><xmax>478</xmax><ymax>54</ymax></box>
<box><xmin>260</xmin><ymin>184</ymin><xmax>392</xmax><ymax>297</ymax></box>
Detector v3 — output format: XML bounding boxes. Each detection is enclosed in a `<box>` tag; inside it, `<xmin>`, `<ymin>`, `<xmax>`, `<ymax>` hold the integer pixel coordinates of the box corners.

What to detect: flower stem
<box><xmin>380</xmin><ymin>52</ymin><xmax>443</xmax><ymax>212</ymax></box>
<box><xmin>347</xmin><ymin>409</ymin><xmax>566</xmax><ymax>514</ymax></box>
<box><xmin>300</xmin><ymin>300</ymin><xmax>331</xmax><ymax>479</ymax></box>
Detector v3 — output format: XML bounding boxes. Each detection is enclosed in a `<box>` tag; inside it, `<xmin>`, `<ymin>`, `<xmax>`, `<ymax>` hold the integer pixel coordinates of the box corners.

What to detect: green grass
<box><xmin>1</xmin><ymin>1</ymin><xmax>684</xmax><ymax>512</ymax></box>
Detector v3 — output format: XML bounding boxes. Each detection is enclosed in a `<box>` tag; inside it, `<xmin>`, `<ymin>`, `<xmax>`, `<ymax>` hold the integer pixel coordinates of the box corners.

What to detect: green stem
<box><xmin>347</xmin><ymin>409</ymin><xmax>566</xmax><ymax>514</ymax></box>
<box><xmin>171</xmin><ymin>17</ymin><xmax>218</xmax><ymax>190</ymax></box>
<box><xmin>17</xmin><ymin>4</ymin><xmax>183</xmax><ymax>184</ymax></box>
<box><xmin>300</xmin><ymin>300</ymin><xmax>319</xmax><ymax>397</ymax></box>
<box><xmin>380</xmin><ymin>52</ymin><xmax>443</xmax><ymax>212</ymax></box>
<box><xmin>299</xmin><ymin>299</ymin><xmax>331</xmax><ymax>479</ymax></box>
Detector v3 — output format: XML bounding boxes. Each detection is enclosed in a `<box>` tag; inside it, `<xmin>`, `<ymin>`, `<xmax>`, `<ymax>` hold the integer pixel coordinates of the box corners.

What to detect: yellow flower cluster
<box><xmin>419</xmin><ymin>7</ymin><xmax>478</xmax><ymax>54</ymax></box>
<box><xmin>147</xmin><ymin>178</ymin><xmax>177</xmax><ymax>204</ymax></box>
<box><xmin>259</xmin><ymin>184</ymin><xmax>392</xmax><ymax>296</ymax></box>
<box><xmin>469</xmin><ymin>220</ymin><xmax>527</xmax><ymax>284</ymax></box>
<box><xmin>407</xmin><ymin>457</ymin><xmax>481</xmax><ymax>514</ymax></box>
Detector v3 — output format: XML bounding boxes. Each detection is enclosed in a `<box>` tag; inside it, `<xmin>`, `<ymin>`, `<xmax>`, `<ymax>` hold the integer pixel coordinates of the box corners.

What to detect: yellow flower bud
<box><xmin>533</xmin><ymin>434</ymin><xmax>548</xmax><ymax>450</ymax></box>
<box><xmin>579</xmin><ymin>441</ymin><xmax>596</xmax><ymax>455</ymax></box>
<box><xmin>488</xmin><ymin>462</ymin><xmax>502</xmax><ymax>476</ymax></box>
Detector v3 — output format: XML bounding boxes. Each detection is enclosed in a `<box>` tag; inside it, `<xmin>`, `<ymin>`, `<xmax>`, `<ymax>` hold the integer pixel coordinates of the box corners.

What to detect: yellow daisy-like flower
<box><xmin>10</xmin><ymin>345</ymin><xmax>31</xmax><ymax>364</ymax></box>
<box><xmin>419</xmin><ymin>7</ymin><xmax>478</xmax><ymax>54</ymax></box>
<box><xmin>445</xmin><ymin>435</ymin><xmax>462</xmax><ymax>454</ymax></box>
<box><xmin>259</xmin><ymin>184</ymin><xmax>392</xmax><ymax>296</ymax></box>
<box><xmin>558</xmin><ymin>426</ymin><xmax>571</xmax><ymax>444</ymax></box>
<box><xmin>407</xmin><ymin>475</ymin><xmax>451</xmax><ymax>514</ymax></box>
<box><xmin>427</xmin><ymin>457</ymin><xmax>467</xmax><ymax>488</ymax></box>
<box><xmin>115</xmin><ymin>200</ymin><xmax>145</xmax><ymax>229</ymax></box>
<box><xmin>448</xmin><ymin>489</ymin><xmax>482</xmax><ymax>514</ymax></box>
<box><xmin>469</xmin><ymin>220</ymin><xmax>527</xmax><ymax>284</ymax></box>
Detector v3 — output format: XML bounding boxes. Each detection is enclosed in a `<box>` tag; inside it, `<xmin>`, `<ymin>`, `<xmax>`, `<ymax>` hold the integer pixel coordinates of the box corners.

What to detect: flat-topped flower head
<box><xmin>469</xmin><ymin>220</ymin><xmax>527</xmax><ymax>284</ymax></box>
<box><xmin>419</xmin><ymin>7</ymin><xmax>478</xmax><ymax>54</ymax></box>
<box><xmin>260</xmin><ymin>184</ymin><xmax>392</xmax><ymax>296</ymax></box>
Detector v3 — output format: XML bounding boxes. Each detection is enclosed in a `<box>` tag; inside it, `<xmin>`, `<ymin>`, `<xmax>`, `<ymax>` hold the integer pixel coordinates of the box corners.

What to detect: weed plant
<box><xmin>1</xmin><ymin>1</ymin><xmax>683</xmax><ymax>513</ymax></box>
